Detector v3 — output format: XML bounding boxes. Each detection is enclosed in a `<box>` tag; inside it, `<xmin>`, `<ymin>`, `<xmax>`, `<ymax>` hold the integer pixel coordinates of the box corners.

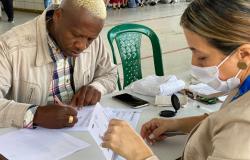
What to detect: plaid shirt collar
<box><xmin>47</xmin><ymin>35</ymin><xmax>66</xmax><ymax>62</ymax></box>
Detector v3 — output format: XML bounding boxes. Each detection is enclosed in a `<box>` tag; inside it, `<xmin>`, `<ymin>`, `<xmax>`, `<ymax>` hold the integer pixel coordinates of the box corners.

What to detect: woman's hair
<box><xmin>180</xmin><ymin>0</ymin><xmax>250</xmax><ymax>55</ymax></box>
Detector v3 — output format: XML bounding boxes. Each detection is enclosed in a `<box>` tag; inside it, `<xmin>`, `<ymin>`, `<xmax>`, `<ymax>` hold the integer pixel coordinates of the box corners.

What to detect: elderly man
<box><xmin>0</xmin><ymin>0</ymin><xmax>117</xmax><ymax>129</ymax></box>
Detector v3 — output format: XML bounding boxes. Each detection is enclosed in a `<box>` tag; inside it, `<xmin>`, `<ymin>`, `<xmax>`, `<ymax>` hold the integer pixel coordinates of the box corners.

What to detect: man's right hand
<box><xmin>33</xmin><ymin>104</ymin><xmax>78</xmax><ymax>129</ymax></box>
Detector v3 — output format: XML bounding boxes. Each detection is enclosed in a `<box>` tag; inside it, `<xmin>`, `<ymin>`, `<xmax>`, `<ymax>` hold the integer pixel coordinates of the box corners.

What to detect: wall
<box><xmin>13</xmin><ymin>0</ymin><xmax>44</xmax><ymax>11</ymax></box>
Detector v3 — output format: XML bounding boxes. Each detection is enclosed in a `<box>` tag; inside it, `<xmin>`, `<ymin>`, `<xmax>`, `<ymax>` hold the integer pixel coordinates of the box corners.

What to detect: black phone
<box><xmin>112</xmin><ymin>93</ymin><xmax>149</xmax><ymax>109</ymax></box>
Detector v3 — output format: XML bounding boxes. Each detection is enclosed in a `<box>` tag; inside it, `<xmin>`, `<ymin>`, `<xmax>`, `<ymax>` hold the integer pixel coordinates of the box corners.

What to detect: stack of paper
<box><xmin>0</xmin><ymin>129</ymin><xmax>89</xmax><ymax>160</ymax></box>
<box><xmin>188</xmin><ymin>83</ymin><xmax>224</xmax><ymax>98</ymax></box>
<box><xmin>0</xmin><ymin>103</ymin><xmax>142</xmax><ymax>160</ymax></box>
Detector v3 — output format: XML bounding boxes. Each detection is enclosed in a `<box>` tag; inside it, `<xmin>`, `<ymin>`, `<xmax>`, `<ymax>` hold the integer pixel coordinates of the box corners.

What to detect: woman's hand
<box><xmin>102</xmin><ymin>119</ymin><xmax>154</xmax><ymax>160</ymax></box>
<box><xmin>141</xmin><ymin>115</ymin><xmax>208</xmax><ymax>144</ymax></box>
<box><xmin>140</xmin><ymin>118</ymin><xmax>180</xmax><ymax>144</ymax></box>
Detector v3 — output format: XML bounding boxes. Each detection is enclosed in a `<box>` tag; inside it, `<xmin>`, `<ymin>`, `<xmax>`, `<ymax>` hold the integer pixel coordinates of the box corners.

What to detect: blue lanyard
<box><xmin>233</xmin><ymin>76</ymin><xmax>250</xmax><ymax>100</ymax></box>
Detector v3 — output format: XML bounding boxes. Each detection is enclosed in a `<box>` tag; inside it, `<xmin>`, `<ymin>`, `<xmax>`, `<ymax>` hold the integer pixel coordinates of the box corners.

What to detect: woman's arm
<box><xmin>102</xmin><ymin>114</ymin><xmax>208</xmax><ymax>160</ymax></box>
<box><xmin>141</xmin><ymin>114</ymin><xmax>208</xmax><ymax>143</ymax></box>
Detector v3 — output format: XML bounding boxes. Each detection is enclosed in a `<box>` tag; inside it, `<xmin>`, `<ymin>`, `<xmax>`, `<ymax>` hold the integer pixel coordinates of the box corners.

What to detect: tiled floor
<box><xmin>0</xmin><ymin>2</ymin><xmax>191</xmax><ymax>79</ymax></box>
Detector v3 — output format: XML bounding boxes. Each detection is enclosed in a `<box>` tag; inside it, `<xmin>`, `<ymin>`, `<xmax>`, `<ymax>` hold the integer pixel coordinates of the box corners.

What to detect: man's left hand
<box><xmin>70</xmin><ymin>85</ymin><xmax>101</xmax><ymax>107</ymax></box>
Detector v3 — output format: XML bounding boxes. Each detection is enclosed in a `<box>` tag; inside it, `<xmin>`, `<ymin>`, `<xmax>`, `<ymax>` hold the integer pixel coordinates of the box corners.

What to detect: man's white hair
<box><xmin>60</xmin><ymin>0</ymin><xmax>107</xmax><ymax>19</ymax></box>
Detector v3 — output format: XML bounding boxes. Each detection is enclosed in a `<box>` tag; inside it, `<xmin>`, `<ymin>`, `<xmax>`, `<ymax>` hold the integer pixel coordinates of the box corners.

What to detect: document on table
<box><xmin>64</xmin><ymin>104</ymin><xmax>142</xmax><ymax>160</ymax></box>
<box><xmin>188</xmin><ymin>83</ymin><xmax>223</xmax><ymax>98</ymax></box>
<box><xmin>61</xmin><ymin>107</ymin><xmax>95</xmax><ymax>131</ymax></box>
<box><xmin>89</xmin><ymin>105</ymin><xmax>142</xmax><ymax>160</ymax></box>
<box><xmin>104</xmin><ymin>108</ymin><xmax>142</xmax><ymax>128</ymax></box>
<box><xmin>61</xmin><ymin>105</ymin><xmax>142</xmax><ymax>132</ymax></box>
<box><xmin>48</xmin><ymin>103</ymin><xmax>141</xmax><ymax>160</ymax></box>
<box><xmin>88</xmin><ymin>104</ymin><xmax>115</xmax><ymax>160</ymax></box>
<box><xmin>0</xmin><ymin>129</ymin><xmax>89</xmax><ymax>160</ymax></box>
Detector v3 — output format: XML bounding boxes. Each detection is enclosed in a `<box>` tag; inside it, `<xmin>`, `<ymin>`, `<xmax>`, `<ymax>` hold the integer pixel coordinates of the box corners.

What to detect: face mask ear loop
<box><xmin>218</xmin><ymin>49</ymin><xmax>238</xmax><ymax>68</ymax></box>
<box><xmin>218</xmin><ymin>55</ymin><xmax>232</xmax><ymax>68</ymax></box>
<box><xmin>235</xmin><ymin>69</ymin><xmax>242</xmax><ymax>78</ymax></box>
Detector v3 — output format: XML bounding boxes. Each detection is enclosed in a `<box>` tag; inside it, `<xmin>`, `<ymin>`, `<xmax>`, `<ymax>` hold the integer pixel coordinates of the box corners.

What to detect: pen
<box><xmin>54</xmin><ymin>95</ymin><xmax>65</xmax><ymax>106</ymax></box>
<box><xmin>149</xmin><ymin>131</ymin><xmax>186</xmax><ymax>140</ymax></box>
<box><xmin>162</xmin><ymin>132</ymin><xmax>186</xmax><ymax>137</ymax></box>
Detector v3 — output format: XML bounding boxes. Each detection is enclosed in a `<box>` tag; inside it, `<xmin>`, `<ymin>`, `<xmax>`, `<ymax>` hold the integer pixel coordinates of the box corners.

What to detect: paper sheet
<box><xmin>100</xmin><ymin>107</ymin><xmax>142</xmax><ymax>160</ymax></box>
<box><xmin>60</xmin><ymin>107</ymin><xmax>94</xmax><ymax>131</ymax></box>
<box><xmin>85</xmin><ymin>104</ymin><xmax>142</xmax><ymax>160</ymax></box>
<box><xmin>88</xmin><ymin>104</ymin><xmax>115</xmax><ymax>160</ymax></box>
<box><xmin>189</xmin><ymin>83</ymin><xmax>221</xmax><ymax>96</ymax></box>
<box><xmin>0</xmin><ymin>129</ymin><xmax>89</xmax><ymax>160</ymax></box>
<box><xmin>61</xmin><ymin>106</ymin><xmax>142</xmax><ymax>132</ymax></box>
<box><xmin>37</xmin><ymin>104</ymin><xmax>142</xmax><ymax>160</ymax></box>
<box><xmin>104</xmin><ymin>108</ymin><xmax>141</xmax><ymax>128</ymax></box>
<box><xmin>72</xmin><ymin>104</ymin><xmax>142</xmax><ymax>160</ymax></box>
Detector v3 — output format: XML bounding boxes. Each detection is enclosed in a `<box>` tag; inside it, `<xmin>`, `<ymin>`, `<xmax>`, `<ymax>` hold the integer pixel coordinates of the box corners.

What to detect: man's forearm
<box><xmin>0</xmin><ymin>99</ymin><xmax>31</xmax><ymax>128</ymax></box>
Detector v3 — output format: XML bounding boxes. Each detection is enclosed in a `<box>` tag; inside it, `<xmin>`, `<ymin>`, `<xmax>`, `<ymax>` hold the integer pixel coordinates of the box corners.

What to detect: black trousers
<box><xmin>1</xmin><ymin>0</ymin><xmax>14</xmax><ymax>21</ymax></box>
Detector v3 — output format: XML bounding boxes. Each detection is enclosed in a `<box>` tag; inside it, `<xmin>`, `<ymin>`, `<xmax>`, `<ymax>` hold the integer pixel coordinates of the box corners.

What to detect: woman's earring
<box><xmin>237</xmin><ymin>61</ymin><xmax>248</xmax><ymax>70</ymax></box>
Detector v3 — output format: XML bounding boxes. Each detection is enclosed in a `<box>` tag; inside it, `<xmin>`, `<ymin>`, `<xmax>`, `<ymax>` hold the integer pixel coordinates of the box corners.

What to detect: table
<box><xmin>0</xmin><ymin>90</ymin><xmax>222</xmax><ymax>160</ymax></box>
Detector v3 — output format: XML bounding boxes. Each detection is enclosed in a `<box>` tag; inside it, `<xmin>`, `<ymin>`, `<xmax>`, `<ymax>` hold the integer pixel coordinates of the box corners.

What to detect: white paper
<box><xmin>88</xmin><ymin>104</ymin><xmax>114</xmax><ymax>160</ymax></box>
<box><xmin>104</xmin><ymin>108</ymin><xmax>141</xmax><ymax>128</ymax></box>
<box><xmin>189</xmin><ymin>83</ymin><xmax>220</xmax><ymax>96</ymax></box>
<box><xmin>102</xmin><ymin>108</ymin><xmax>142</xmax><ymax>160</ymax></box>
<box><xmin>54</xmin><ymin>104</ymin><xmax>142</xmax><ymax>160</ymax></box>
<box><xmin>61</xmin><ymin>106</ymin><xmax>142</xmax><ymax>132</ymax></box>
<box><xmin>78</xmin><ymin>104</ymin><xmax>142</xmax><ymax>160</ymax></box>
<box><xmin>61</xmin><ymin>107</ymin><xmax>95</xmax><ymax>131</ymax></box>
<box><xmin>0</xmin><ymin>129</ymin><xmax>89</xmax><ymax>160</ymax></box>
<box><xmin>130</xmin><ymin>75</ymin><xmax>185</xmax><ymax>96</ymax></box>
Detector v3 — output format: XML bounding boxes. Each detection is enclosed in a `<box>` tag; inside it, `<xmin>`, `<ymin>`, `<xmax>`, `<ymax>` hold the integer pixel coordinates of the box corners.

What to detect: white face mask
<box><xmin>191</xmin><ymin>53</ymin><xmax>242</xmax><ymax>92</ymax></box>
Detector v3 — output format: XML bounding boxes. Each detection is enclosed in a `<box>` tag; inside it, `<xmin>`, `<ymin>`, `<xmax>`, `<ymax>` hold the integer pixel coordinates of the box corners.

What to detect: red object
<box><xmin>110</xmin><ymin>0</ymin><xmax>122</xmax><ymax>4</ymax></box>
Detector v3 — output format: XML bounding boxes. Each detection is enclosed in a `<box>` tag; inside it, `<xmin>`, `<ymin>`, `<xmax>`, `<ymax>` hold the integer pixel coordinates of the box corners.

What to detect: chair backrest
<box><xmin>107</xmin><ymin>23</ymin><xmax>164</xmax><ymax>90</ymax></box>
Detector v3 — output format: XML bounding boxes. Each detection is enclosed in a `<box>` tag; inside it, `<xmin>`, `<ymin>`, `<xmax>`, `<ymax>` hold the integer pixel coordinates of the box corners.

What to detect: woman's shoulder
<box><xmin>195</xmin><ymin>92</ymin><xmax>250</xmax><ymax>159</ymax></box>
<box><xmin>206</xmin><ymin>91</ymin><xmax>250</xmax><ymax>134</ymax></box>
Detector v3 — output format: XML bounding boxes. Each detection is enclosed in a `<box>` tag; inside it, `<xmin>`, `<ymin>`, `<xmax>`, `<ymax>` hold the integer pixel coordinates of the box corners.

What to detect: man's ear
<box><xmin>53</xmin><ymin>8</ymin><xmax>63</xmax><ymax>23</ymax></box>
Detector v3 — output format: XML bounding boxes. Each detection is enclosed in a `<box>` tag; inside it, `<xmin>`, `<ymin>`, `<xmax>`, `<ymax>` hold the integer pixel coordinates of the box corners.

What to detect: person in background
<box><xmin>0</xmin><ymin>1</ymin><xmax>2</xmax><ymax>20</ymax></box>
<box><xmin>0</xmin><ymin>0</ymin><xmax>14</xmax><ymax>23</ymax></box>
<box><xmin>110</xmin><ymin>0</ymin><xmax>122</xmax><ymax>9</ymax></box>
<box><xmin>102</xmin><ymin>1</ymin><xmax>250</xmax><ymax>160</ymax></box>
<box><xmin>121</xmin><ymin>0</ymin><xmax>128</xmax><ymax>8</ymax></box>
<box><xmin>135</xmin><ymin>0</ymin><xmax>143</xmax><ymax>7</ymax></box>
<box><xmin>0</xmin><ymin>0</ymin><xmax>116</xmax><ymax>129</ymax></box>
<box><xmin>44</xmin><ymin>0</ymin><xmax>52</xmax><ymax>8</ymax></box>
<box><xmin>44</xmin><ymin>0</ymin><xmax>62</xmax><ymax>9</ymax></box>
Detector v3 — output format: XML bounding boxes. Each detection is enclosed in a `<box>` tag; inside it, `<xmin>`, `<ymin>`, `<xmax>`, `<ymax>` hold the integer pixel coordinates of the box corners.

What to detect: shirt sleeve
<box><xmin>0</xmin><ymin>39</ymin><xmax>35</xmax><ymax>128</ymax></box>
<box><xmin>23</xmin><ymin>105</ymin><xmax>39</xmax><ymax>128</ymax></box>
<box><xmin>89</xmin><ymin>36</ymin><xmax>117</xmax><ymax>95</ymax></box>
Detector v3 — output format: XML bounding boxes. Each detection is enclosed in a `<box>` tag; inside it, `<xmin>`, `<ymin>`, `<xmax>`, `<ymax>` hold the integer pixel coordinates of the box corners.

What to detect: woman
<box><xmin>102</xmin><ymin>1</ymin><xmax>250</xmax><ymax>160</ymax></box>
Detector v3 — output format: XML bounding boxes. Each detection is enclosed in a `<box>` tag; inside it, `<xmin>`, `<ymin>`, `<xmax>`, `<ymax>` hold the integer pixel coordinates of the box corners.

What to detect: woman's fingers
<box><xmin>101</xmin><ymin>141</ymin><xmax>112</xmax><ymax>149</ymax></box>
<box><xmin>141</xmin><ymin>118</ymin><xmax>160</xmax><ymax>139</ymax></box>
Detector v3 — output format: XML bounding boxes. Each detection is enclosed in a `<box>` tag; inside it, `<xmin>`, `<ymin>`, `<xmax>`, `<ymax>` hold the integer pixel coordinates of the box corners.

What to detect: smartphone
<box><xmin>112</xmin><ymin>93</ymin><xmax>149</xmax><ymax>109</ymax></box>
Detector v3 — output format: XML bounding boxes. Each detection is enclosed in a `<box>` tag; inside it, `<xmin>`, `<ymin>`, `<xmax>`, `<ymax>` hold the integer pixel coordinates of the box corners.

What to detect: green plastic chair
<box><xmin>107</xmin><ymin>23</ymin><xmax>164</xmax><ymax>90</ymax></box>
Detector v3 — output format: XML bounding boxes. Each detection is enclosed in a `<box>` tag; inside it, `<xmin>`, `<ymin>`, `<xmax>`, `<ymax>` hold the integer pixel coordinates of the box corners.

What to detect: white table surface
<box><xmin>0</xmin><ymin>90</ymin><xmax>222</xmax><ymax>160</ymax></box>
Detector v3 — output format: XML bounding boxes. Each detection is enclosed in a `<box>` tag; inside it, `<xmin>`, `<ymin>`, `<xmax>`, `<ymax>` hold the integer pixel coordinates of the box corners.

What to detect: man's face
<box><xmin>52</xmin><ymin>8</ymin><xmax>104</xmax><ymax>57</ymax></box>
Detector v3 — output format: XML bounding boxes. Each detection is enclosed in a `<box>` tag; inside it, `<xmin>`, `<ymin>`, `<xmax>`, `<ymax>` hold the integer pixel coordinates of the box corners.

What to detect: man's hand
<box><xmin>70</xmin><ymin>85</ymin><xmax>101</xmax><ymax>107</ymax></box>
<box><xmin>33</xmin><ymin>104</ymin><xmax>78</xmax><ymax>129</ymax></box>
